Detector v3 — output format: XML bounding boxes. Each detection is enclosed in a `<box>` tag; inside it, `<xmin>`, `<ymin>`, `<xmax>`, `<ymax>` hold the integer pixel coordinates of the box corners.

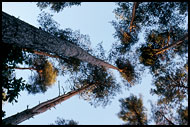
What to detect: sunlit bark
<box><xmin>2</xmin><ymin>84</ymin><xmax>96</xmax><ymax>125</ymax></box>
<box><xmin>129</xmin><ymin>2</ymin><xmax>139</xmax><ymax>32</ymax></box>
<box><xmin>2</xmin><ymin>12</ymin><xmax>119</xmax><ymax>71</ymax></box>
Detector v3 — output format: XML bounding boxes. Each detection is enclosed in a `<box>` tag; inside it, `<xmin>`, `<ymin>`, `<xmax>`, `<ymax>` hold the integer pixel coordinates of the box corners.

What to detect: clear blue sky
<box><xmin>2</xmin><ymin>2</ymin><xmax>158</xmax><ymax>125</ymax></box>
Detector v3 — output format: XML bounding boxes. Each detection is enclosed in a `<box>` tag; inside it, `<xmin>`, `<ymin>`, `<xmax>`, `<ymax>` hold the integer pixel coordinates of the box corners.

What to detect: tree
<box><xmin>150</xmin><ymin>101</ymin><xmax>188</xmax><ymax>125</ymax></box>
<box><xmin>2</xmin><ymin>83</ymin><xmax>96</xmax><ymax>125</ymax></box>
<box><xmin>36</xmin><ymin>2</ymin><xmax>81</xmax><ymax>13</ymax></box>
<box><xmin>2</xmin><ymin>2</ymin><xmax>188</xmax><ymax>125</ymax></box>
<box><xmin>112</xmin><ymin>2</ymin><xmax>188</xmax><ymax>125</ymax></box>
<box><xmin>2</xmin><ymin>10</ymin><xmax>124</xmax><ymax>124</ymax></box>
<box><xmin>6</xmin><ymin>53</ymin><xmax>58</xmax><ymax>94</ymax></box>
<box><xmin>50</xmin><ymin>117</ymin><xmax>78</xmax><ymax>125</ymax></box>
<box><xmin>139</xmin><ymin>32</ymin><xmax>188</xmax><ymax>67</ymax></box>
<box><xmin>1</xmin><ymin>42</ymin><xmax>35</xmax><ymax>118</ymax></box>
<box><xmin>1</xmin><ymin>43</ymin><xmax>31</xmax><ymax>104</ymax></box>
<box><xmin>110</xmin><ymin>2</ymin><xmax>187</xmax><ymax>64</ymax></box>
<box><xmin>73</xmin><ymin>64</ymin><xmax>121</xmax><ymax>107</ymax></box>
<box><xmin>150</xmin><ymin>103</ymin><xmax>175</xmax><ymax>125</ymax></box>
<box><xmin>151</xmin><ymin>64</ymin><xmax>188</xmax><ymax>105</ymax></box>
<box><xmin>177</xmin><ymin>106</ymin><xmax>188</xmax><ymax>125</ymax></box>
<box><xmin>27</xmin><ymin>58</ymin><xmax>58</xmax><ymax>94</ymax></box>
<box><xmin>2</xmin><ymin>11</ymin><xmax>133</xmax><ymax>83</ymax></box>
<box><xmin>115</xmin><ymin>58</ymin><xmax>137</xmax><ymax>86</ymax></box>
<box><xmin>111</xmin><ymin>2</ymin><xmax>187</xmax><ymax>54</ymax></box>
<box><xmin>118</xmin><ymin>94</ymin><xmax>148</xmax><ymax>125</ymax></box>
<box><xmin>129</xmin><ymin>2</ymin><xmax>139</xmax><ymax>32</ymax></box>
<box><xmin>114</xmin><ymin>2</ymin><xmax>187</xmax><ymax>29</ymax></box>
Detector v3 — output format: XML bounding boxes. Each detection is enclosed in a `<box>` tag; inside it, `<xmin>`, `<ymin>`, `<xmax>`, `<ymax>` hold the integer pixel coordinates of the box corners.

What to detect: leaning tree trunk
<box><xmin>2</xmin><ymin>11</ymin><xmax>119</xmax><ymax>71</ymax></box>
<box><xmin>155</xmin><ymin>33</ymin><xmax>188</xmax><ymax>55</ymax></box>
<box><xmin>2</xmin><ymin>84</ymin><xmax>96</xmax><ymax>125</ymax></box>
<box><xmin>129</xmin><ymin>2</ymin><xmax>139</xmax><ymax>32</ymax></box>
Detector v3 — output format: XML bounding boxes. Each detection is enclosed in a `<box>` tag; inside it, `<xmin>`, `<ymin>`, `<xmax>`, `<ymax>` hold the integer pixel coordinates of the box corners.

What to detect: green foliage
<box><xmin>37</xmin><ymin>12</ymin><xmax>60</xmax><ymax>35</ymax></box>
<box><xmin>111</xmin><ymin>21</ymin><xmax>139</xmax><ymax>53</ymax></box>
<box><xmin>139</xmin><ymin>46</ymin><xmax>157</xmax><ymax>66</ymax></box>
<box><xmin>2</xmin><ymin>2</ymin><xmax>188</xmax><ymax>125</ymax></box>
<box><xmin>111</xmin><ymin>2</ymin><xmax>188</xmax><ymax>58</ymax></box>
<box><xmin>139</xmin><ymin>26</ymin><xmax>187</xmax><ymax>76</ymax></box>
<box><xmin>118</xmin><ymin>94</ymin><xmax>148</xmax><ymax>125</ymax></box>
<box><xmin>115</xmin><ymin>58</ymin><xmax>136</xmax><ymax>85</ymax></box>
<box><xmin>131</xmin><ymin>2</ymin><xmax>187</xmax><ymax>28</ymax></box>
<box><xmin>150</xmin><ymin>103</ymin><xmax>175</xmax><ymax>125</ymax></box>
<box><xmin>150</xmin><ymin>64</ymin><xmax>188</xmax><ymax>125</ymax></box>
<box><xmin>151</xmin><ymin>66</ymin><xmax>188</xmax><ymax>105</ymax></box>
<box><xmin>37</xmin><ymin>12</ymin><xmax>92</xmax><ymax>75</ymax></box>
<box><xmin>138</xmin><ymin>30</ymin><xmax>169</xmax><ymax>67</ymax></box>
<box><xmin>50</xmin><ymin>117</ymin><xmax>78</xmax><ymax>125</ymax></box>
<box><xmin>1</xmin><ymin>43</ymin><xmax>32</xmax><ymax>118</ymax></box>
<box><xmin>1</xmin><ymin>43</ymin><xmax>31</xmax><ymax>104</ymax></box>
<box><xmin>150</xmin><ymin>101</ymin><xmax>188</xmax><ymax>125</ymax></box>
<box><xmin>37</xmin><ymin>2</ymin><xmax>81</xmax><ymax>13</ymax></box>
<box><xmin>74</xmin><ymin>64</ymin><xmax>121</xmax><ymax>107</ymax></box>
<box><xmin>177</xmin><ymin>106</ymin><xmax>188</xmax><ymax>125</ymax></box>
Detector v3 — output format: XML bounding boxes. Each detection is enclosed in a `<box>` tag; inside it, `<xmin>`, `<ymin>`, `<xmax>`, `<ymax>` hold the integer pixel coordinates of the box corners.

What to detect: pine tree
<box><xmin>118</xmin><ymin>94</ymin><xmax>148</xmax><ymax>125</ymax></box>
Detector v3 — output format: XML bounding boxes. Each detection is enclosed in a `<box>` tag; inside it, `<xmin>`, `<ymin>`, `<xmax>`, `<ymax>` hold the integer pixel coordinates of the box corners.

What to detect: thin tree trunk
<box><xmin>2</xmin><ymin>83</ymin><xmax>96</xmax><ymax>125</ymax></box>
<box><xmin>160</xmin><ymin>112</ymin><xmax>175</xmax><ymax>125</ymax></box>
<box><xmin>155</xmin><ymin>33</ymin><xmax>188</xmax><ymax>55</ymax></box>
<box><xmin>8</xmin><ymin>67</ymin><xmax>37</xmax><ymax>71</ymax></box>
<box><xmin>2</xmin><ymin>11</ymin><xmax>119</xmax><ymax>71</ymax></box>
<box><xmin>129</xmin><ymin>2</ymin><xmax>139</xmax><ymax>32</ymax></box>
<box><xmin>7</xmin><ymin>67</ymin><xmax>43</xmax><ymax>74</ymax></box>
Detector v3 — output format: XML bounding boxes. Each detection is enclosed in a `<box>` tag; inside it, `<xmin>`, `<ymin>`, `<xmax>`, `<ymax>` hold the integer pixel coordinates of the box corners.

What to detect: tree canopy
<box><xmin>2</xmin><ymin>2</ymin><xmax>188</xmax><ymax>125</ymax></box>
<box><xmin>50</xmin><ymin>117</ymin><xmax>78</xmax><ymax>125</ymax></box>
<box><xmin>118</xmin><ymin>94</ymin><xmax>148</xmax><ymax>125</ymax></box>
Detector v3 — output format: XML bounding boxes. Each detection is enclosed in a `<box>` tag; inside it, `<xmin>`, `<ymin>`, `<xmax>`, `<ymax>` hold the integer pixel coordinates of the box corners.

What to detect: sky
<box><xmin>2</xmin><ymin>2</ymin><xmax>158</xmax><ymax>125</ymax></box>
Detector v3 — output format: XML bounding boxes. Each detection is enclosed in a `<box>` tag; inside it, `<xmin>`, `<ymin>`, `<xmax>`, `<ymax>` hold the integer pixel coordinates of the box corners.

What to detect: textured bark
<box><xmin>129</xmin><ymin>2</ymin><xmax>139</xmax><ymax>32</ymax></box>
<box><xmin>2</xmin><ymin>11</ymin><xmax>119</xmax><ymax>71</ymax></box>
<box><xmin>2</xmin><ymin>84</ymin><xmax>96</xmax><ymax>125</ymax></box>
<box><xmin>155</xmin><ymin>33</ymin><xmax>188</xmax><ymax>55</ymax></box>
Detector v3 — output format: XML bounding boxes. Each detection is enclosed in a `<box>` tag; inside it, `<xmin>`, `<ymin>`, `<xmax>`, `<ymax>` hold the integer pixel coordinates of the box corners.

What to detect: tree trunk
<box><xmin>2</xmin><ymin>84</ymin><xmax>96</xmax><ymax>125</ymax></box>
<box><xmin>8</xmin><ymin>67</ymin><xmax>38</xmax><ymax>71</ymax></box>
<box><xmin>7</xmin><ymin>66</ymin><xmax>43</xmax><ymax>75</ymax></box>
<box><xmin>159</xmin><ymin>111</ymin><xmax>175</xmax><ymax>125</ymax></box>
<box><xmin>129</xmin><ymin>2</ymin><xmax>139</xmax><ymax>32</ymax></box>
<box><xmin>2</xmin><ymin>11</ymin><xmax>119</xmax><ymax>71</ymax></box>
<box><xmin>155</xmin><ymin>33</ymin><xmax>188</xmax><ymax>55</ymax></box>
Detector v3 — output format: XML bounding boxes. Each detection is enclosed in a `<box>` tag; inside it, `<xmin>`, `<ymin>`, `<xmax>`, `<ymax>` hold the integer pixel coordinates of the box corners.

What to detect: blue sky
<box><xmin>2</xmin><ymin>2</ymin><xmax>158</xmax><ymax>125</ymax></box>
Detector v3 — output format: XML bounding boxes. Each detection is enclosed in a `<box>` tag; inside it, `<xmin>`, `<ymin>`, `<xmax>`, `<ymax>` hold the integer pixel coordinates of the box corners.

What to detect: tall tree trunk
<box><xmin>129</xmin><ymin>2</ymin><xmax>139</xmax><ymax>32</ymax></box>
<box><xmin>2</xmin><ymin>11</ymin><xmax>119</xmax><ymax>71</ymax></box>
<box><xmin>2</xmin><ymin>84</ymin><xmax>96</xmax><ymax>125</ymax></box>
<box><xmin>155</xmin><ymin>33</ymin><xmax>188</xmax><ymax>55</ymax></box>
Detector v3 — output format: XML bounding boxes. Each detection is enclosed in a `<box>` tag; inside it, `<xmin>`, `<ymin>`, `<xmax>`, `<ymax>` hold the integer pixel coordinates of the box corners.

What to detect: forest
<box><xmin>2</xmin><ymin>2</ymin><xmax>188</xmax><ymax>125</ymax></box>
